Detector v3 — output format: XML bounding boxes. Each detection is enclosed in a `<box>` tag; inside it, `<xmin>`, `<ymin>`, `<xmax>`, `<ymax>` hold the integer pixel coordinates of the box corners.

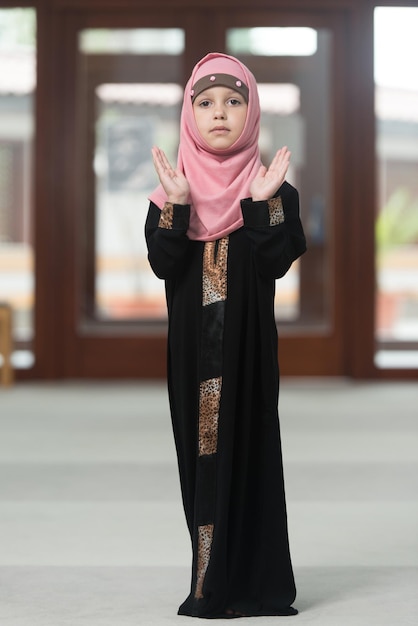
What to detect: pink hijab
<box><xmin>149</xmin><ymin>52</ymin><xmax>262</xmax><ymax>241</ymax></box>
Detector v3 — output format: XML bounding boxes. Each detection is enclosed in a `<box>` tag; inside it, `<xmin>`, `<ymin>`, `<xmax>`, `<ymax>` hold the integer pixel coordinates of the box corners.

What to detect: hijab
<box><xmin>149</xmin><ymin>52</ymin><xmax>262</xmax><ymax>241</ymax></box>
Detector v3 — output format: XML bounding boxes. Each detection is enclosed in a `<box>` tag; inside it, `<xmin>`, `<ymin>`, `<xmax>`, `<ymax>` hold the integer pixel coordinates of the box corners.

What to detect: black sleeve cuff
<box><xmin>172</xmin><ymin>204</ymin><xmax>190</xmax><ymax>230</ymax></box>
<box><xmin>241</xmin><ymin>198</ymin><xmax>271</xmax><ymax>228</ymax></box>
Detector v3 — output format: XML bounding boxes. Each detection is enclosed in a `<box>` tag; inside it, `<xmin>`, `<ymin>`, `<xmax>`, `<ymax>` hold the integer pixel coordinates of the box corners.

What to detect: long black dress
<box><xmin>145</xmin><ymin>181</ymin><xmax>307</xmax><ymax>618</ymax></box>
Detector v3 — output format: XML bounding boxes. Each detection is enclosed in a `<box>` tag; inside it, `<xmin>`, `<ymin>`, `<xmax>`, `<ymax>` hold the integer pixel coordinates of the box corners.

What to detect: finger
<box><xmin>274</xmin><ymin>146</ymin><xmax>290</xmax><ymax>164</ymax></box>
<box><xmin>152</xmin><ymin>147</ymin><xmax>173</xmax><ymax>175</ymax></box>
<box><xmin>151</xmin><ymin>147</ymin><xmax>166</xmax><ymax>174</ymax></box>
<box><xmin>158</xmin><ymin>149</ymin><xmax>173</xmax><ymax>172</ymax></box>
<box><xmin>152</xmin><ymin>146</ymin><xmax>165</xmax><ymax>164</ymax></box>
<box><xmin>268</xmin><ymin>148</ymin><xmax>290</xmax><ymax>174</ymax></box>
<box><xmin>257</xmin><ymin>164</ymin><xmax>268</xmax><ymax>178</ymax></box>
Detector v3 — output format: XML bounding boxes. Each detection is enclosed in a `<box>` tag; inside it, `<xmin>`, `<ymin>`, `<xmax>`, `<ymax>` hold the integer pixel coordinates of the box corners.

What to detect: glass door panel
<box><xmin>227</xmin><ymin>27</ymin><xmax>333</xmax><ymax>331</ymax></box>
<box><xmin>93</xmin><ymin>81</ymin><xmax>181</xmax><ymax>320</ymax></box>
<box><xmin>77</xmin><ymin>28</ymin><xmax>184</xmax><ymax>327</ymax></box>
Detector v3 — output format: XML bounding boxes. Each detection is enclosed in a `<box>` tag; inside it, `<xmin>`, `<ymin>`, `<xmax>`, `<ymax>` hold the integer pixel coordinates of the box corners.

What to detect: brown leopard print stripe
<box><xmin>267</xmin><ymin>196</ymin><xmax>285</xmax><ymax>226</ymax></box>
<box><xmin>158</xmin><ymin>202</ymin><xmax>174</xmax><ymax>229</ymax></box>
<box><xmin>194</xmin><ymin>236</ymin><xmax>229</xmax><ymax>601</ymax></box>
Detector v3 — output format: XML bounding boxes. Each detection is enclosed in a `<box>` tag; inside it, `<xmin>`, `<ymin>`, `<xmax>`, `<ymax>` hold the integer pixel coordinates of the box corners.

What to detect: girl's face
<box><xmin>192</xmin><ymin>85</ymin><xmax>248</xmax><ymax>150</ymax></box>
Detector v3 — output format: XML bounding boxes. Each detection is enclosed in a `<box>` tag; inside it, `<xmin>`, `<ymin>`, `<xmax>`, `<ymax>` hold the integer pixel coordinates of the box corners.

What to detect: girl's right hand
<box><xmin>152</xmin><ymin>146</ymin><xmax>190</xmax><ymax>205</ymax></box>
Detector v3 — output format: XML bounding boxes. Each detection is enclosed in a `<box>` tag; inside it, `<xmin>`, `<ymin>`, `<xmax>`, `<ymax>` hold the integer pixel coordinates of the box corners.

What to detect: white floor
<box><xmin>0</xmin><ymin>379</ymin><xmax>417</xmax><ymax>625</ymax></box>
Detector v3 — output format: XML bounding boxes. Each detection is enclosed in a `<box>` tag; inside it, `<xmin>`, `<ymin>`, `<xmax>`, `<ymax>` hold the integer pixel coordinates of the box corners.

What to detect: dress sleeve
<box><xmin>240</xmin><ymin>181</ymin><xmax>307</xmax><ymax>279</ymax></box>
<box><xmin>145</xmin><ymin>201</ymin><xmax>191</xmax><ymax>279</ymax></box>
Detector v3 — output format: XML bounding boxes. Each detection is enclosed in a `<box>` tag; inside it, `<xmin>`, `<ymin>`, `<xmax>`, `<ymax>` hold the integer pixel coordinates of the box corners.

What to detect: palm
<box><xmin>250</xmin><ymin>146</ymin><xmax>291</xmax><ymax>201</ymax></box>
<box><xmin>152</xmin><ymin>146</ymin><xmax>190</xmax><ymax>204</ymax></box>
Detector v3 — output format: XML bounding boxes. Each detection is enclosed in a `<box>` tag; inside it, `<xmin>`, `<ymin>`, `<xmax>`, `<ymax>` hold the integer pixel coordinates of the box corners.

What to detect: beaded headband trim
<box><xmin>191</xmin><ymin>73</ymin><xmax>249</xmax><ymax>103</ymax></box>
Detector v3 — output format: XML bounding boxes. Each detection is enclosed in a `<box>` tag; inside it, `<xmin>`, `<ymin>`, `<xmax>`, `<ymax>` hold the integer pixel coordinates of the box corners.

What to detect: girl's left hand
<box><xmin>250</xmin><ymin>146</ymin><xmax>291</xmax><ymax>202</ymax></box>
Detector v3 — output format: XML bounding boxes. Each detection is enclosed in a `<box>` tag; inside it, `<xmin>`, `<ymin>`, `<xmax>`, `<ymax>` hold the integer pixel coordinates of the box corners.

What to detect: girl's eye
<box><xmin>199</xmin><ymin>100</ymin><xmax>211</xmax><ymax>107</ymax></box>
<box><xmin>228</xmin><ymin>98</ymin><xmax>242</xmax><ymax>106</ymax></box>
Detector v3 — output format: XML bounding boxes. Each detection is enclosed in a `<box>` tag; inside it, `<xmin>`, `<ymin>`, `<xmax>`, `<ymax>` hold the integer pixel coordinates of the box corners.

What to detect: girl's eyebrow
<box><xmin>195</xmin><ymin>88</ymin><xmax>243</xmax><ymax>100</ymax></box>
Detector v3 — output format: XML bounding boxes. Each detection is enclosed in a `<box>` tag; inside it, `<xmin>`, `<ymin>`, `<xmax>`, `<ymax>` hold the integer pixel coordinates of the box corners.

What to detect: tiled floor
<box><xmin>0</xmin><ymin>379</ymin><xmax>417</xmax><ymax>625</ymax></box>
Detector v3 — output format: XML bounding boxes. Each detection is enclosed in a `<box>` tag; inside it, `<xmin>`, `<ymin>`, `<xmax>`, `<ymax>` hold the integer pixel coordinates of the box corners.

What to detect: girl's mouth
<box><xmin>211</xmin><ymin>126</ymin><xmax>229</xmax><ymax>134</ymax></box>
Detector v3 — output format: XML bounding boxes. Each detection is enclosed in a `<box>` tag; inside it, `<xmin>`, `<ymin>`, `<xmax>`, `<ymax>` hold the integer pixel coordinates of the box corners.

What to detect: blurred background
<box><xmin>0</xmin><ymin>0</ymin><xmax>417</xmax><ymax>381</ymax></box>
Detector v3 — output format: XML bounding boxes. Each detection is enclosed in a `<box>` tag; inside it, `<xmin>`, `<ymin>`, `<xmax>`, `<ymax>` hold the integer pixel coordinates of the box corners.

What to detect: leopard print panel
<box><xmin>195</xmin><ymin>523</ymin><xmax>214</xmax><ymax>600</ymax></box>
<box><xmin>193</xmin><ymin>237</ymin><xmax>228</xmax><ymax>601</ymax></box>
<box><xmin>158</xmin><ymin>202</ymin><xmax>174</xmax><ymax>229</ymax></box>
<box><xmin>202</xmin><ymin>237</ymin><xmax>229</xmax><ymax>306</ymax></box>
<box><xmin>198</xmin><ymin>377</ymin><xmax>222</xmax><ymax>456</ymax></box>
<box><xmin>268</xmin><ymin>196</ymin><xmax>285</xmax><ymax>226</ymax></box>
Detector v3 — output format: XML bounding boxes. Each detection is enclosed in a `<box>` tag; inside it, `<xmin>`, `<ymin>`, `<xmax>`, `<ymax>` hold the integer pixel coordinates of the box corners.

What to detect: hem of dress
<box><xmin>177</xmin><ymin>604</ymin><xmax>299</xmax><ymax>619</ymax></box>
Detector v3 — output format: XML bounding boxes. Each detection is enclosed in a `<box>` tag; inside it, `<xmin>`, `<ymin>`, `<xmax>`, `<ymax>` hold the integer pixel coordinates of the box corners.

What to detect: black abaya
<box><xmin>145</xmin><ymin>181</ymin><xmax>306</xmax><ymax>618</ymax></box>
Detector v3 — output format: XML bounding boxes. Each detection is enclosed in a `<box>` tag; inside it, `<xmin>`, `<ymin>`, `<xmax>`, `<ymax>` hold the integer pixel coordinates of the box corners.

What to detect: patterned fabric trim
<box><xmin>195</xmin><ymin>524</ymin><xmax>214</xmax><ymax>600</ymax></box>
<box><xmin>194</xmin><ymin>236</ymin><xmax>229</xmax><ymax>602</ymax></box>
<box><xmin>198</xmin><ymin>377</ymin><xmax>222</xmax><ymax>456</ymax></box>
<box><xmin>158</xmin><ymin>202</ymin><xmax>174</xmax><ymax>229</ymax></box>
<box><xmin>202</xmin><ymin>237</ymin><xmax>229</xmax><ymax>306</ymax></box>
<box><xmin>268</xmin><ymin>196</ymin><xmax>285</xmax><ymax>226</ymax></box>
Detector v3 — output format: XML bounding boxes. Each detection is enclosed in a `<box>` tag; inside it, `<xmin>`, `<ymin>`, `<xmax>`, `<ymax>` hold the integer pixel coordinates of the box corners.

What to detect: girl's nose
<box><xmin>214</xmin><ymin>105</ymin><xmax>226</xmax><ymax>119</ymax></box>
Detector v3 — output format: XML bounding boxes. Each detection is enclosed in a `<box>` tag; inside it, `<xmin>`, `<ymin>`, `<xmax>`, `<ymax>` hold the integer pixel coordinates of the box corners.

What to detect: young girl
<box><xmin>146</xmin><ymin>52</ymin><xmax>306</xmax><ymax>619</ymax></box>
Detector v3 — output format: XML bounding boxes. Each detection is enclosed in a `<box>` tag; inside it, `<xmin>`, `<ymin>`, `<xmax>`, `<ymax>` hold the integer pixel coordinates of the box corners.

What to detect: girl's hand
<box><xmin>152</xmin><ymin>146</ymin><xmax>190</xmax><ymax>205</ymax></box>
<box><xmin>250</xmin><ymin>146</ymin><xmax>291</xmax><ymax>202</ymax></box>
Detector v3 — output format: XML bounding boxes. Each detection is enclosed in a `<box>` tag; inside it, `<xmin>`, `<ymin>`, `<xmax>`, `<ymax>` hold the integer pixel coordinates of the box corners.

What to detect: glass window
<box><xmin>94</xmin><ymin>82</ymin><xmax>182</xmax><ymax>320</ymax></box>
<box><xmin>228</xmin><ymin>27</ymin><xmax>332</xmax><ymax>329</ymax></box>
<box><xmin>77</xmin><ymin>29</ymin><xmax>184</xmax><ymax>325</ymax></box>
<box><xmin>374</xmin><ymin>7</ymin><xmax>418</xmax><ymax>368</ymax></box>
<box><xmin>79</xmin><ymin>28</ymin><xmax>184</xmax><ymax>55</ymax></box>
<box><xmin>257</xmin><ymin>83</ymin><xmax>302</xmax><ymax>322</ymax></box>
<box><xmin>0</xmin><ymin>8</ymin><xmax>36</xmax><ymax>368</ymax></box>
<box><xmin>228</xmin><ymin>27</ymin><xmax>318</xmax><ymax>57</ymax></box>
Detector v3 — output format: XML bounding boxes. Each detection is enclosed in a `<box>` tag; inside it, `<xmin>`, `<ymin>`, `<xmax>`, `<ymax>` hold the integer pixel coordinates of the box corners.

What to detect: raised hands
<box><xmin>250</xmin><ymin>146</ymin><xmax>290</xmax><ymax>202</ymax></box>
<box><xmin>152</xmin><ymin>145</ymin><xmax>290</xmax><ymax>205</ymax></box>
<box><xmin>151</xmin><ymin>146</ymin><xmax>190</xmax><ymax>205</ymax></box>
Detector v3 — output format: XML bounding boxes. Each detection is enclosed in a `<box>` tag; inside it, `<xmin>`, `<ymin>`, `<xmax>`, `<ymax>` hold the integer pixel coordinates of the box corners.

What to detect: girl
<box><xmin>146</xmin><ymin>52</ymin><xmax>306</xmax><ymax>619</ymax></box>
